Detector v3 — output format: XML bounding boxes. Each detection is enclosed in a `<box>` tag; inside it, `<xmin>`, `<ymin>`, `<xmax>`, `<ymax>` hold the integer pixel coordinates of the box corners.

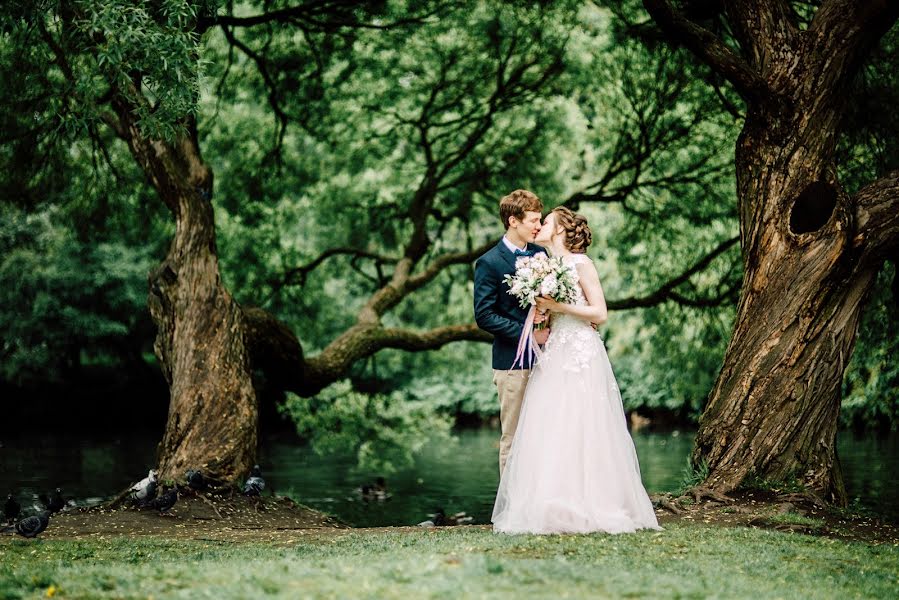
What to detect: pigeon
<box><xmin>4</xmin><ymin>494</ymin><xmax>20</xmax><ymax>524</ymax></box>
<box><xmin>185</xmin><ymin>469</ymin><xmax>206</xmax><ymax>491</ymax></box>
<box><xmin>38</xmin><ymin>488</ymin><xmax>66</xmax><ymax>514</ymax></box>
<box><xmin>243</xmin><ymin>465</ymin><xmax>265</xmax><ymax>496</ymax></box>
<box><xmin>147</xmin><ymin>489</ymin><xmax>178</xmax><ymax>514</ymax></box>
<box><xmin>130</xmin><ymin>469</ymin><xmax>158</xmax><ymax>504</ymax></box>
<box><xmin>2</xmin><ymin>511</ymin><xmax>50</xmax><ymax>538</ymax></box>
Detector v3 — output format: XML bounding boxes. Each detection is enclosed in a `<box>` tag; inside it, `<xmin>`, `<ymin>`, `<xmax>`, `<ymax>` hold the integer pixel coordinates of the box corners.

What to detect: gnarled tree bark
<box><xmin>644</xmin><ymin>0</ymin><xmax>899</xmax><ymax>504</ymax></box>
<box><xmin>109</xmin><ymin>99</ymin><xmax>258</xmax><ymax>483</ymax></box>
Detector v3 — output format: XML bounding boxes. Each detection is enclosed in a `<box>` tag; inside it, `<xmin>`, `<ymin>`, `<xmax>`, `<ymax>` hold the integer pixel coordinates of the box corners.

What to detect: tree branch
<box><xmin>360</xmin><ymin>239</ymin><xmax>497</xmax><ymax>323</ymax></box>
<box><xmin>641</xmin><ymin>0</ymin><xmax>769</xmax><ymax>101</ymax></box>
<box><xmin>807</xmin><ymin>0</ymin><xmax>899</xmax><ymax>91</ymax></box>
<box><xmin>723</xmin><ymin>0</ymin><xmax>798</xmax><ymax>73</ymax></box>
<box><xmin>852</xmin><ymin>169</ymin><xmax>899</xmax><ymax>266</ymax></box>
<box><xmin>404</xmin><ymin>240</ymin><xmax>497</xmax><ymax>293</ymax></box>
<box><xmin>220</xmin><ymin>26</ymin><xmax>289</xmax><ymax>157</ymax></box>
<box><xmin>273</xmin><ymin>247</ymin><xmax>398</xmax><ymax>290</ymax></box>
<box><xmin>607</xmin><ymin>236</ymin><xmax>741</xmax><ymax>309</ymax></box>
<box><xmin>376</xmin><ymin>323</ymin><xmax>491</xmax><ymax>351</ymax></box>
<box><xmin>298</xmin><ymin>322</ymin><xmax>489</xmax><ymax>396</ymax></box>
<box><xmin>289</xmin><ymin>235</ymin><xmax>740</xmax><ymax>395</ymax></box>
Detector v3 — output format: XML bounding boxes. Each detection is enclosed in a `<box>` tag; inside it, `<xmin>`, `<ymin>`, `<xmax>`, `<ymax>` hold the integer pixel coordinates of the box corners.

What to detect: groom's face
<box><xmin>512</xmin><ymin>210</ymin><xmax>543</xmax><ymax>242</ymax></box>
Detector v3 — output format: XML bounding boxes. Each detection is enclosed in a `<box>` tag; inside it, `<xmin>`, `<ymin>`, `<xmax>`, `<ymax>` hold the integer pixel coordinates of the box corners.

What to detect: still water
<box><xmin>1</xmin><ymin>429</ymin><xmax>896</xmax><ymax>526</ymax></box>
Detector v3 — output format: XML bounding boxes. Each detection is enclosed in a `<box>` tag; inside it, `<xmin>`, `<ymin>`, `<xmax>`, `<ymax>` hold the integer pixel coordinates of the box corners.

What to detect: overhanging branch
<box><xmin>607</xmin><ymin>236</ymin><xmax>741</xmax><ymax>309</ymax></box>
<box><xmin>642</xmin><ymin>0</ymin><xmax>769</xmax><ymax>101</ymax></box>
<box><xmin>852</xmin><ymin>169</ymin><xmax>899</xmax><ymax>266</ymax></box>
<box><xmin>273</xmin><ymin>247</ymin><xmax>398</xmax><ymax>291</ymax></box>
<box><xmin>807</xmin><ymin>0</ymin><xmax>899</xmax><ymax>90</ymax></box>
<box><xmin>298</xmin><ymin>322</ymin><xmax>490</xmax><ymax>396</ymax></box>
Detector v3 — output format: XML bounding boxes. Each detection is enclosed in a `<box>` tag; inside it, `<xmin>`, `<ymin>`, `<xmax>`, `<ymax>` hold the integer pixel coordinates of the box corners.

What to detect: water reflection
<box><xmin>262</xmin><ymin>428</ymin><xmax>698</xmax><ymax>527</ymax></box>
<box><xmin>1</xmin><ymin>429</ymin><xmax>895</xmax><ymax>527</ymax></box>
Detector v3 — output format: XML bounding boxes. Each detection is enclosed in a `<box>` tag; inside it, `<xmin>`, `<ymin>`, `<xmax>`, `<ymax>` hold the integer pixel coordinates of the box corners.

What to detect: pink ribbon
<box><xmin>512</xmin><ymin>305</ymin><xmax>544</xmax><ymax>369</ymax></box>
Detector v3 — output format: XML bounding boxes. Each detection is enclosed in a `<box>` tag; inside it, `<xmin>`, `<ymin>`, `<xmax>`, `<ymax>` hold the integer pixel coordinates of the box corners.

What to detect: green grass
<box><xmin>0</xmin><ymin>523</ymin><xmax>896</xmax><ymax>599</ymax></box>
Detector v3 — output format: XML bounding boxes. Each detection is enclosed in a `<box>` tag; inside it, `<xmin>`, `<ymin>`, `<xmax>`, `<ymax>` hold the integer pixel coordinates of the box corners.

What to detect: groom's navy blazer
<box><xmin>474</xmin><ymin>240</ymin><xmax>546</xmax><ymax>370</ymax></box>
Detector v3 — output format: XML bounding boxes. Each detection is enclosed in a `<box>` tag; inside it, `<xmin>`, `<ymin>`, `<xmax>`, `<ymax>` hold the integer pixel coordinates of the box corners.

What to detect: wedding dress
<box><xmin>492</xmin><ymin>253</ymin><xmax>662</xmax><ymax>534</ymax></box>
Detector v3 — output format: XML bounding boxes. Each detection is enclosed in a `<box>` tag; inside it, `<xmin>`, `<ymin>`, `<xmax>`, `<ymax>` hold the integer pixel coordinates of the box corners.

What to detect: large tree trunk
<box><xmin>150</xmin><ymin>191</ymin><xmax>258</xmax><ymax>483</ymax></box>
<box><xmin>115</xmin><ymin>107</ymin><xmax>258</xmax><ymax>484</ymax></box>
<box><xmin>691</xmin><ymin>109</ymin><xmax>878</xmax><ymax>504</ymax></box>
<box><xmin>642</xmin><ymin>0</ymin><xmax>899</xmax><ymax>505</ymax></box>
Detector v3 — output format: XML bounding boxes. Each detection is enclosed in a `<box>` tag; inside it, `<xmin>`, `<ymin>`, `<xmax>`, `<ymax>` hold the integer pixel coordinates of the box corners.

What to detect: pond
<box><xmin>1</xmin><ymin>428</ymin><xmax>896</xmax><ymax>527</ymax></box>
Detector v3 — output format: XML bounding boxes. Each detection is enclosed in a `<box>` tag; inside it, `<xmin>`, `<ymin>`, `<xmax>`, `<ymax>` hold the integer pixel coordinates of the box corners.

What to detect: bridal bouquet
<box><xmin>503</xmin><ymin>254</ymin><xmax>579</xmax><ymax>368</ymax></box>
<box><xmin>503</xmin><ymin>254</ymin><xmax>580</xmax><ymax>311</ymax></box>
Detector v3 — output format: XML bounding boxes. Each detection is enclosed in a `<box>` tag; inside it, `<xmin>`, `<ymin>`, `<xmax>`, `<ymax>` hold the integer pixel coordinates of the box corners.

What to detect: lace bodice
<box><xmin>540</xmin><ymin>253</ymin><xmax>603</xmax><ymax>373</ymax></box>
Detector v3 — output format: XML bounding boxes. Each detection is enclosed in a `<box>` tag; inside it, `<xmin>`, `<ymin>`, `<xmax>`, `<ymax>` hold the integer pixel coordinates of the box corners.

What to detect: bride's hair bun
<box><xmin>552</xmin><ymin>206</ymin><xmax>592</xmax><ymax>253</ymax></box>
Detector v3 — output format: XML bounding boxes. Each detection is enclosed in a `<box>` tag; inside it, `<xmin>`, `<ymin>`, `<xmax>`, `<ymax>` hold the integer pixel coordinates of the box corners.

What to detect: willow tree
<box><xmin>5</xmin><ymin>0</ymin><xmax>576</xmax><ymax>482</ymax></box>
<box><xmin>640</xmin><ymin>0</ymin><xmax>899</xmax><ymax>504</ymax></box>
<box><xmin>3</xmin><ymin>1</ymin><xmax>744</xmax><ymax>484</ymax></box>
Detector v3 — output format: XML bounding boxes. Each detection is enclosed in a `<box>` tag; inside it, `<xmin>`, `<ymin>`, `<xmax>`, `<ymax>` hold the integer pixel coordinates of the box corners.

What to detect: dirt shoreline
<box><xmin>2</xmin><ymin>489</ymin><xmax>896</xmax><ymax>546</ymax></box>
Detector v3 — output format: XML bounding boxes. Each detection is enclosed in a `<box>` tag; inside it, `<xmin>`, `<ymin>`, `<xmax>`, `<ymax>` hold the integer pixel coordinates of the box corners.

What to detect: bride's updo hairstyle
<box><xmin>551</xmin><ymin>206</ymin><xmax>592</xmax><ymax>253</ymax></box>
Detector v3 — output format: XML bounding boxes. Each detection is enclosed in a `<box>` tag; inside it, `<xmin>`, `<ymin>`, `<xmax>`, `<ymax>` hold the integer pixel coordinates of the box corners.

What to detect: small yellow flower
<box><xmin>45</xmin><ymin>585</ymin><xmax>57</xmax><ymax>597</ymax></box>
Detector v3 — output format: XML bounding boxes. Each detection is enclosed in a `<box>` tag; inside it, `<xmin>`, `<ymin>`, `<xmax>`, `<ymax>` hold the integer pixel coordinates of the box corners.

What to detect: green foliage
<box><xmin>675</xmin><ymin>455</ymin><xmax>709</xmax><ymax>495</ymax></box>
<box><xmin>83</xmin><ymin>0</ymin><xmax>205</xmax><ymax>136</ymax></box>
<box><xmin>0</xmin><ymin>204</ymin><xmax>156</xmax><ymax>386</ymax></box>
<box><xmin>0</xmin><ymin>0</ymin><xmax>894</xmax><ymax>434</ymax></box>
<box><xmin>204</xmin><ymin>1</ymin><xmax>743</xmax><ymax>424</ymax></box>
<box><xmin>841</xmin><ymin>261</ymin><xmax>899</xmax><ymax>431</ymax></box>
<box><xmin>740</xmin><ymin>471</ymin><xmax>807</xmax><ymax>495</ymax></box>
<box><xmin>280</xmin><ymin>380</ymin><xmax>454</xmax><ymax>474</ymax></box>
<box><xmin>836</xmin><ymin>25</ymin><xmax>899</xmax><ymax>193</ymax></box>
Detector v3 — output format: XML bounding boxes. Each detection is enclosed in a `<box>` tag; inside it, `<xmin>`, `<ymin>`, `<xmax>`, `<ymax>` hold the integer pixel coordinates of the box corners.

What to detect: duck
<box><xmin>358</xmin><ymin>477</ymin><xmax>391</xmax><ymax>502</ymax></box>
<box><xmin>417</xmin><ymin>508</ymin><xmax>474</xmax><ymax>527</ymax></box>
<box><xmin>629</xmin><ymin>411</ymin><xmax>652</xmax><ymax>432</ymax></box>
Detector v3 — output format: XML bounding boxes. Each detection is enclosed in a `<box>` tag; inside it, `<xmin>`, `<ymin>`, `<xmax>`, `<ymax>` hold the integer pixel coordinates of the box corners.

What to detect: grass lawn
<box><xmin>1</xmin><ymin>522</ymin><xmax>897</xmax><ymax>599</ymax></box>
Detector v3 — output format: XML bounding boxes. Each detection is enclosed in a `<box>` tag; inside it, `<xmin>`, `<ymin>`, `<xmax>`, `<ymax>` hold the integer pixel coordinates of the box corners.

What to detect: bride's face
<box><xmin>535</xmin><ymin>212</ymin><xmax>558</xmax><ymax>244</ymax></box>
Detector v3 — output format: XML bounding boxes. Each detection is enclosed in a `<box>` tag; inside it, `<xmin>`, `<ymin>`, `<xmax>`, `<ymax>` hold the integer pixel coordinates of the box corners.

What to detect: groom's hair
<box><xmin>500</xmin><ymin>189</ymin><xmax>543</xmax><ymax>229</ymax></box>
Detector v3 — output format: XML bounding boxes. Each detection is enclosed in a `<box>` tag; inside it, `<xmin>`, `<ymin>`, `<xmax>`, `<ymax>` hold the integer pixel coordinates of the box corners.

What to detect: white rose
<box><xmin>540</xmin><ymin>274</ymin><xmax>558</xmax><ymax>296</ymax></box>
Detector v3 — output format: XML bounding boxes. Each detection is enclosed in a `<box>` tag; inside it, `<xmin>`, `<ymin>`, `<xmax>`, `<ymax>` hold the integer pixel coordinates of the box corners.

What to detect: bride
<box><xmin>492</xmin><ymin>206</ymin><xmax>662</xmax><ymax>535</ymax></box>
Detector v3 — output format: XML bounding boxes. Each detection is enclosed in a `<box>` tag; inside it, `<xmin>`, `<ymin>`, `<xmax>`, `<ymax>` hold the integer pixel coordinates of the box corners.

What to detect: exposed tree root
<box><xmin>775</xmin><ymin>491</ymin><xmax>827</xmax><ymax>509</ymax></box>
<box><xmin>188</xmin><ymin>489</ymin><xmax>224</xmax><ymax>519</ymax></box>
<box><xmin>681</xmin><ymin>486</ymin><xmax>734</xmax><ymax>504</ymax></box>
<box><xmin>650</xmin><ymin>493</ymin><xmax>686</xmax><ymax>515</ymax></box>
<box><xmin>105</xmin><ymin>488</ymin><xmax>133</xmax><ymax>510</ymax></box>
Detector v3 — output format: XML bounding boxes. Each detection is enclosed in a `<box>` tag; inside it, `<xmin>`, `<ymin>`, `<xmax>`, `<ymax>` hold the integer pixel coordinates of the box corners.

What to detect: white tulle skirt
<box><xmin>492</xmin><ymin>315</ymin><xmax>663</xmax><ymax>535</ymax></box>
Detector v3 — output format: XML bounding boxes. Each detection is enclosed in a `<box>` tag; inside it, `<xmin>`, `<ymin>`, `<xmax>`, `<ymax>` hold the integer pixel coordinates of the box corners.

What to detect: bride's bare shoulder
<box><xmin>572</xmin><ymin>254</ymin><xmax>600</xmax><ymax>280</ymax></box>
<box><xmin>567</xmin><ymin>253</ymin><xmax>595</xmax><ymax>268</ymax></box>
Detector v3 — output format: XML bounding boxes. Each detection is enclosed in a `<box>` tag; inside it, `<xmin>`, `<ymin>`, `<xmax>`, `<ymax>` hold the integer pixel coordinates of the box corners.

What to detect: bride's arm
<box><xmin>535</xmin><ymin>261</ymin><xmax>608</xmax><ymax>324</ymax></box>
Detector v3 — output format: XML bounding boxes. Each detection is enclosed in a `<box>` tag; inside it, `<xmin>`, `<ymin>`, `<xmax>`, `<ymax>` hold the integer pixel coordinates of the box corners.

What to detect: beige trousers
<box><xmin>493</xmin><ymin>368</ymin><xmax>531</xmax><ymax>476</ymax></box>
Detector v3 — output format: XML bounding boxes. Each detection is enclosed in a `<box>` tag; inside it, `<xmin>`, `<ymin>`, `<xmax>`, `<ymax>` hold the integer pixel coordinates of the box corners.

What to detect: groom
<box><xmin>474</xmin><ymin>189</ymin><xmax>550</xmax><ymax>475</ymax></box>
